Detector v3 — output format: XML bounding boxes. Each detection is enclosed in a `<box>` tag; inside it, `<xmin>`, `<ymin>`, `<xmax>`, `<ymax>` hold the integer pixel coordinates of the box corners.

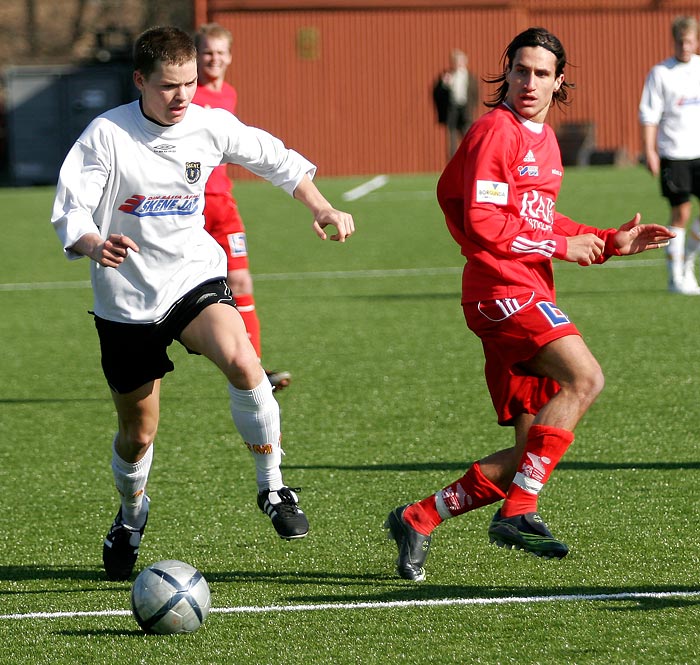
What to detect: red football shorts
<box><xmin>202</xmin><ymin>193</ymin><xmax>249</xmax><ymax>272</ymax></box>
<box><xmin>463</xmin><ymin>292</ymin><xmax>581</xmax><ymax>426</ymax></box>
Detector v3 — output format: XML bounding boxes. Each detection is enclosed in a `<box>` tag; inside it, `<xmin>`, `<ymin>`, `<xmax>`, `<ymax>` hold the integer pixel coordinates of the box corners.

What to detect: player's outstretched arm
<box><xmin>612</xmin><ymin>213</ymin><xmax>674</xmax><ymax>255</ymax></box>
<box><xmin>70</xmin><ymin>232</ymin><xmax>140</xmax><ymax>267</ymax></box>
<box><xmin>293</xmin><ymin>175</ymin><xmax>355</xmax><ymax>242</ymax></box>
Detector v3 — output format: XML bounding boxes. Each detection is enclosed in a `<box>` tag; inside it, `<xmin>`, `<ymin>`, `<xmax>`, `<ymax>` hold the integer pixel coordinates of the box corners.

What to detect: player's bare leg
<box><xmin>103</xmin><ymin>380</ymin><xmax>160</xmax><ymax>580</ymax></box>
<box><xmin>489</xmin><ymin>335</ymin><xmax>603</xmax><ymax>558</ymax></box>
<box><xmin>181</xmin><ymin>304</ymin><xmax>308</xmax><ymax>539</ymax></box>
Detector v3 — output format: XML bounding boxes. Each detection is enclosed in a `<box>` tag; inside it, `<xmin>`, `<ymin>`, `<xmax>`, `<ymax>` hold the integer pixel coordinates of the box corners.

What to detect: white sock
<box><xmin>686</xmin><ymin>219</ymin><xmax>700</xmax><ymax>260</ymax></box>
<box><xmin>228</xmin><ymin>375</ymin><xmax>283</xmax><ymax>492</ymax></box>
<box><xmin>667</xmin><ymin>227</ymin><xmax>686</xmax><ymax>285</ymax></box>
<box><xmin>111</xmin><ymin>438</ymin><xmax>152</xmax><ymax>529</ymax></box>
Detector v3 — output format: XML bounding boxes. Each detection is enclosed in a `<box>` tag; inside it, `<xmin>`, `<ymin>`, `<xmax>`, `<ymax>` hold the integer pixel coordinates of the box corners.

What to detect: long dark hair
<box><xmin>484</xmin><ymin>27</ymin><xmax>574</xmax><ymax>109</ymax></box>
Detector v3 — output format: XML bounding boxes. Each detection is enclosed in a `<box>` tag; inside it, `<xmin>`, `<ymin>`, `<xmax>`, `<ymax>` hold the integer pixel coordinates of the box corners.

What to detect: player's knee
<box><xmin>225</xmin><ymin>351</ymin><xmax>264</xmax><ymax>390</ymax></box>
<box><xmin>116</xmin><ymin>430</ymin><xmax>156</xmax><ymax>461</ymax></box>
<box><xmin>228</xmin><ymin>368</ymin><xmax>266</xmax><ymax>391</ymax></box>
<box><xmin>577</xmin><ymin>366</ymin><xmax>605</xmax><ymax>404</ymax></box>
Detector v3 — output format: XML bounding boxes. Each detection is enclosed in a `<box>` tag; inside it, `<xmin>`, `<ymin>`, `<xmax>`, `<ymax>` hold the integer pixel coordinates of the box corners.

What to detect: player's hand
<box><xmin>644</xmin><ymin>152</ymin><xmax>660</xmax><ymax>178</ymax></box>
<box><xmin>613</xmin><ymin>213</ymin><xmax>674</xmax><ymax>255</ymax></box>
<box><xmin>93</xmin><ymin>233</ymin><xmax>140</xmax><ymax>267</ymax></box>
<box><xmin>565</xmin><ymin>233</ymin><xmax>606</xmax><ymax>266</ymax></box>
<box><xmin>312</xmin><ymin>207</ymin><xmax>355</xmax><ymax>242</ymax></box>
<box><xmin>70</xmin><ymin>232</ymin><xmax>139</xmax><ymax>267</ymax></box>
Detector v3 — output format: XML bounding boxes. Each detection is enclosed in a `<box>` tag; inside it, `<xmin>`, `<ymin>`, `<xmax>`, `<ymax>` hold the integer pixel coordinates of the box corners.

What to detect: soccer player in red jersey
<box><xmin>193</xmin><ymin>23</ymin><xmax>290</xmax><ymax>391</ymax></box>
<box><xmin>386</xmin><ymin>27</ymin><xmax>674</xmax><ymax>581</ymax></box>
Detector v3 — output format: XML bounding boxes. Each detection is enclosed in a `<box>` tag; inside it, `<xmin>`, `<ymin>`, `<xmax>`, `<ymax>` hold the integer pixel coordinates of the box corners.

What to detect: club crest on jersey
<box><xmin>185</xmin><ymin>161</ymin><xmax>201</xmax><ymax>184</ymax></box>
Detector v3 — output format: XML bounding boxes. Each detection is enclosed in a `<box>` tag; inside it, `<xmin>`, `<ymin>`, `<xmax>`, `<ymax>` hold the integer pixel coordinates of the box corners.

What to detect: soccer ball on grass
<box><xmin>131</xmin><ymin>560</ymin><xmax>211</xmax><ymax>634</ymax></box>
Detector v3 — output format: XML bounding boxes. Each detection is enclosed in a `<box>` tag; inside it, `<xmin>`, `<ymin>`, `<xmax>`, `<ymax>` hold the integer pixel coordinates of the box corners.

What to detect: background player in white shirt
<box><xmin>51</xmin><ymin>26</ymin><xmax>355</xmax><ymax>581</ymax></box>
<box><xmin>639</xmin><ymin>16</ymin><xmax>700</xmax><ymax>294</ymax></box>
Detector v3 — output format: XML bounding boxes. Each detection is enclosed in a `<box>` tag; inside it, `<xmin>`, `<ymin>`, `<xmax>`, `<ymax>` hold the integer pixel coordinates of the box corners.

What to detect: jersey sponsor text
<box><xmin>118</xmin><ymin>194</ymin><xmax>200</xmax><ymax>217</ymax></box>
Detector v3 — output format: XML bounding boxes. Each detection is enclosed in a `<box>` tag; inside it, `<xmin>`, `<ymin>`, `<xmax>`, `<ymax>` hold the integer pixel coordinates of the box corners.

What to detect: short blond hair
<box><xmin>671</xmin><ymin>16</ymin><xmax>698</xmax><ymax>42</ymax></box>
<box><xmin>194</xmin><ymin>23</ymin><xmax>233</xmax><ymax>50</ymax></box>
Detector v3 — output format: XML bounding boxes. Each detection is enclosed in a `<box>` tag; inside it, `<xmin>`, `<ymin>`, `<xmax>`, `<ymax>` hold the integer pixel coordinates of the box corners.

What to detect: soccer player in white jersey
<box><xmin>51</xmin><ymin>26</ymin><xmax>355</xmax><ymax>581</ymax></box>
<box><xmin>639</xmin><ymin>16</ymin><xmax>700</xmax><ymax>294</ymax></box>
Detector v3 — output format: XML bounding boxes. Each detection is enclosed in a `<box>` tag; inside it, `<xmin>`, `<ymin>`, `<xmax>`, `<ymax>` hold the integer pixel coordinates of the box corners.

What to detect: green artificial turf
<box><xmin>0</xmin><ymin>167</ymin><xmax>698</xmax><ymax>664</ymax></box>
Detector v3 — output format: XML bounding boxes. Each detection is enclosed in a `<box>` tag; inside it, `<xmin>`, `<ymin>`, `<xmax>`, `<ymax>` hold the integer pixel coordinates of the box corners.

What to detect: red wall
<box><xmin>196</xmin><ymin>1</ymin><xmax>700</xmax><ymax>177</ymax></box>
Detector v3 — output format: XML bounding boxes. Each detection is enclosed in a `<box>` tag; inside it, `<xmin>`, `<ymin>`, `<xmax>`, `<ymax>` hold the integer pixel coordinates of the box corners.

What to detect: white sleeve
<box><xmin>51</xmin><ymin>137</ymin><xmax>109</xmax><ymax>260</ymax></box>
<box><xmin>219</xmin><ymin>113</ymin><xmax>317</xmax><ymax>195</ymax></box>
<box><xmin>639</xmin><ymin>67</ymin><xmax>663</xmax><ymax>126</ymax></box>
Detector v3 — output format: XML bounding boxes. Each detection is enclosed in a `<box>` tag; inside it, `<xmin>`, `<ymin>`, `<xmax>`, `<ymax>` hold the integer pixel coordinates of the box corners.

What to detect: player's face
<box><xmin>134</xmin><ymin>60</ymin><xmax>198</xmax><ymax>126</ymax></box>
<box><xmin>674</xmin><ymin>29</ymin><xmax>698</xmax><ymax>63</ymax></box>
<box><xmin>197</xmin><ymin>35</ymin><xmax>232</xmax><ymax>84</ymax></box>
<box><xmin>504</xmin><ymin>46</ymin><xmax>564</xmax><ymax>124</ymax></box>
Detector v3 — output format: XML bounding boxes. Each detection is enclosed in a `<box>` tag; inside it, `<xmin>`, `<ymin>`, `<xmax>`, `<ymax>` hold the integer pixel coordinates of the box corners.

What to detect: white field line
<box><xmin>0</xmin><ymin>280</ymin><xmax>92</xmax><ymax>291</ymax></box>
<box><xmin>364</xmin><ymin>190</ymin><xmax>435</xmax><ymax>201</ymax></box>
<box><xmin>0</xmin><ymin>259</ymin><xmax>667</xmax><ymax>292</ymax></box>
<box><xmin>341</xmin><ymin>175</ymin><xmax>389</xmax><ymax>201</ymax></box>
<box><xmin>1</xmin><ymin>589</ymin><xmax>699</xmax><ymax>621</ymax></box>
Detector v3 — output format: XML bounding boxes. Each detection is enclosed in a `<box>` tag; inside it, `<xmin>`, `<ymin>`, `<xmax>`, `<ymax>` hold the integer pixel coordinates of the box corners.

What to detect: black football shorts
<box><xmin>94</xmin><ymin>279</ymin><xmax>236</xmax><ymax>394</ymax></box>
<box><xmin>660</xmin><ymin>157</ymin><xmax>700</xmax><ymax>207</ymax></box>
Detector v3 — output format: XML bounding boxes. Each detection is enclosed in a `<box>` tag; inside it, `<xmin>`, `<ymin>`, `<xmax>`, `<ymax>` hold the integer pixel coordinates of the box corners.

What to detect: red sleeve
<box><xmin>553</xmin><ymin>211</ymin><xmax>620</xmax><ymax>262</ymax></box>
<box><xmin>448</xmin><ymin>118</ymin><xmax>568</xmax><ymax>263</ymax></box>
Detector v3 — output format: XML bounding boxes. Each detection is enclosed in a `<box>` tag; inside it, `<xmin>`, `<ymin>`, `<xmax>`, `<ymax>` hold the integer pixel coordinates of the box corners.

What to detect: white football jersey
<box><xmin>51</xmin><ymin>101</ymin><xmax>316</xmax><ymax>323</ymax></box>
<box><xmin>639</xmin><ymin>54</ymin><xmax>700</xmax><ymax>160</ymax></box>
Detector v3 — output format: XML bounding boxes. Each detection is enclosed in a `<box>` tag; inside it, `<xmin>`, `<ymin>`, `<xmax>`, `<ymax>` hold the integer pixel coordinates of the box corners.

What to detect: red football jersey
<box><xmin>192</xmin><ymin>82</ymin><xmax>239</xmax><ymax>195</ymax></box>
<box><xmin>437</xmin><ymin>104</ymin><xmax>617</xmax><ymax>303</ymax></box>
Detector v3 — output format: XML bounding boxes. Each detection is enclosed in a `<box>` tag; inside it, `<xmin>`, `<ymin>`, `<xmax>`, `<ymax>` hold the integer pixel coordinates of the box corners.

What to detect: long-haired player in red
<box><xmin>385</xmin><ymin>27</ymin><xmax>674</xmax><ymax>581</ymax></box>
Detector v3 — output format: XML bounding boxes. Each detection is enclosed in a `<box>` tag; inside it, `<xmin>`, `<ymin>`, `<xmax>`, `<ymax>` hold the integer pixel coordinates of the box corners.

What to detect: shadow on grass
<box><xmin>0</xmin><ymin>565</ymin><xmax>388</xmax><ymax>591</ymax></box>
<box><xmin>0</xmin><ymin>565</ymin><xmax>116</xmax><ymax>588</ymax></box>
<box><xmin>283</xmin><ymin>460</ymin><xmax>700</xmax><ymax>472</ymax></box>
<box><xmin>204</xmin><ymin>570</ymin><xmax>387</xmax><ymax>586</ymax></box>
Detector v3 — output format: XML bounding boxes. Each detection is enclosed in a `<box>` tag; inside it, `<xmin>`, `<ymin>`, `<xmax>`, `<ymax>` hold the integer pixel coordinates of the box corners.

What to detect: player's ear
<box><xmin>133</xmin><ymin>70</ymin><xmax>145</xmax><ymax>92</ymax></box>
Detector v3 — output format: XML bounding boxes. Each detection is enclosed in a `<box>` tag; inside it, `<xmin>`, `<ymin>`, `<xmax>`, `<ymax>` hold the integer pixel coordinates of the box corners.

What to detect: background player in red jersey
<box><xmin>386</xmin><ymin>27</ymin><xmax>674</xmax><ymax>581</ymax></box>
<box><xmin>193</xmin><ymin>23</ymin><xmax>290</xmax><ymax>391</ymax></box>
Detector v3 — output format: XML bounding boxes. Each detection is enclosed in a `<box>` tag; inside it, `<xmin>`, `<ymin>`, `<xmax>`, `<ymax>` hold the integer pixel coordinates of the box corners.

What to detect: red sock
<box><xmin>404</xmin><ymin>462</ymin><xmax>506</xmax><ymax>536</ymax></box>
<box><xmin>235</xmin><ymin>294</ymin><xmax>262</xmax><ymax>358</ymax></box>
<box><xmin>403</xmin><ymin>498</ymin><xmax>440</xmax><ymax>536</ymax></box>
<box><xmin>438</xmin><ymin>461</ymin><xmax>506</xmax><ymax>517</ymax></box>
<box><xmin>501</xmin><ymin>424</ymin><xmax>574</xmax><ymax>517</ymax></box>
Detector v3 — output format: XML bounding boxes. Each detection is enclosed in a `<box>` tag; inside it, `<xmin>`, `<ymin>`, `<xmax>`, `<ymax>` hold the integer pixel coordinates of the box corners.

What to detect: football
<box><xmin>130</xmin><ymin>560</ymin><xmax>211</xmax><ymax>634</ymax></box>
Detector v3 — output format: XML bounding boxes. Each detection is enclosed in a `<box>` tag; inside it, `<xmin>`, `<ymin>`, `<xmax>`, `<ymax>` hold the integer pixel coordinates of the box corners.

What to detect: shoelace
<box><xmin>276</xmin><ymin>487</ymin><xmax>302</xmax><ymax>513</ymax></box>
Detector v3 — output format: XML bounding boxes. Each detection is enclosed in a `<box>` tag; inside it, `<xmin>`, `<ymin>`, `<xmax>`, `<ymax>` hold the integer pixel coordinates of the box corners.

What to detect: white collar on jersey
<box><xmin>502</xmin><ymin>102</ymin><xmax>545</xmax><ymax>134</ymax></box>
